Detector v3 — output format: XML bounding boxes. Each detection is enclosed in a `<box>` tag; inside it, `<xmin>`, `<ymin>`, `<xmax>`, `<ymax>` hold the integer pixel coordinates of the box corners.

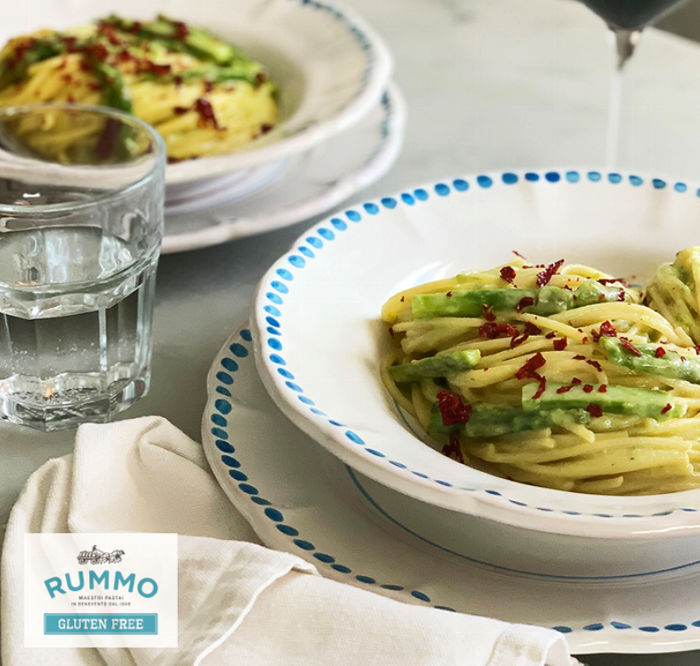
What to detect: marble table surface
<box><xmin>3</xmin><ymin>0</ymin><xmax>700</xmax><ymax>662</ymax></box>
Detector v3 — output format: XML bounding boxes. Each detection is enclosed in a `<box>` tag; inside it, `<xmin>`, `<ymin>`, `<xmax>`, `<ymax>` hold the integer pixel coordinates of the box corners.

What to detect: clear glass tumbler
<box><xmin>0</xmin><ymin>103</ymin><xmax>165</xmax><ymax>431</ymax></box>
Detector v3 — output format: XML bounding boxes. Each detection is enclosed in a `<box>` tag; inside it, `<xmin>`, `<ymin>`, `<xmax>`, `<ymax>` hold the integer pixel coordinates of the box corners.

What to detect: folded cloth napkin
<box><xmin>1</xmin><ymin>416</ymin><xmax>581</xmax><ymax>666</ymax></box>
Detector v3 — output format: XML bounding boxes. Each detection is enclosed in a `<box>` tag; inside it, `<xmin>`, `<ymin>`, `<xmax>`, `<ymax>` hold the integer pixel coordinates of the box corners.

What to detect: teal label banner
<box><xmin>44</xmin><ymin>614</ymin><xmax>157</xmax><ymax>635</ymax></box>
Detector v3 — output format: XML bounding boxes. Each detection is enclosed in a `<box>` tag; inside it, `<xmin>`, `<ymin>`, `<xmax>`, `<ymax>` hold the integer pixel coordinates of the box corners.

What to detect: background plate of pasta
<box><xmin>252</xmin><ymin>168</ymin><xmax>700</xmax><ymax>539</ymax></box>
<box><xmin>0</xmin><ymin>0</ymin><xmax>392</xmax><ymax>185</ymax></box>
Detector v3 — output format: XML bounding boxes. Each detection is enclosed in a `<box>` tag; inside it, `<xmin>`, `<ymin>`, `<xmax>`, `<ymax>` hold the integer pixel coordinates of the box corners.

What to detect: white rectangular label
<box><xmin>25</xmin><ymin>533</ymin><xmax>178</xmax><ymax>648</ymax></box>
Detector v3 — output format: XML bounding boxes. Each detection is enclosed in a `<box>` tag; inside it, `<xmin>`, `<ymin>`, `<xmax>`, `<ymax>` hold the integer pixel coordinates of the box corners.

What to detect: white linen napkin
<box><xmin>1</xmin><ymin>416</ymin><xmax>581</xmax><ymax>666</ymax></box>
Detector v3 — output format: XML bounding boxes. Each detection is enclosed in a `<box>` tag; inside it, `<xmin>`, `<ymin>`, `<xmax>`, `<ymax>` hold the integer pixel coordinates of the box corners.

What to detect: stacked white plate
<box><xmin>203</xmin><ymin>168</ymin><xmax>700</xmax><ymax>657</ymax></box>
<box><xmin>2</xmin><ymin>0</ymin><xmax>404</xmax><ymax>253</ymax></box>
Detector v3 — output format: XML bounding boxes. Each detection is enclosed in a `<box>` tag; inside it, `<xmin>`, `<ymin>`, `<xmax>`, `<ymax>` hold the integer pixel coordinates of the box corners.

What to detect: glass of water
<box><xmin>0</xmin><ymin>103</ymin><xmax>165</xmax><ymax>431</ymax></box>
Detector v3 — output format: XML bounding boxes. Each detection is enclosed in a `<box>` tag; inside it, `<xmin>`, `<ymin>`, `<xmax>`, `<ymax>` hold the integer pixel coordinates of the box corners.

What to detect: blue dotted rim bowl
<box><xmin>205</xmin><ymin>324</ymin><xmax>700</xmax><ymax>653</ymax></box>
<box><xmin>252</xmin><ymin>168</ymin><xmax>700</xmax><ymax>540</ymax></box>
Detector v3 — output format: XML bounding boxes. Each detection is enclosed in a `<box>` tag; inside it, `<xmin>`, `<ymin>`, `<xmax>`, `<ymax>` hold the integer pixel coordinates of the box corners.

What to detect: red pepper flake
<box><xmin>388</xmin><ymin>327</ymin><xmax>394</xmax><ymax>339</ymax></box>
<box><xmin>512</xmin><ymin>250</ymin><xmax>527</xmax><ymax>259</ymax></box>
<box><xmin>572</xmin><ymin>378</ymin><xmax>582</xmax><ymax>385</ymax></box>
<box><xmin>516</xmin><ymin>296</ymin><xmax>535</xmax><ymax>312</ymax></box>
<box><xmin>442</xmin><ymin>432</ymin><xmax>465</xmax><ymax>464</ymax></box>
<box><xmin>482</xmin><ymin>304</ymin><xmax>495</xmax><ymax>321</ymax></box>
<box><xmin>532</xmin><ymin>376</ymin><xmax>547</xmax><ymax>400</ymax></box>
<box><xmin>261</xmin><ymin>123</ymin><xmax>273</xmax><ymax>134</ymax></box>
<box><xmin>174</xmin><ymin>75</ymin><xmax>183</xmax><ymax>87</ymax></box>
<box><xmin>204</xmin><ymin>80</ymin><xmax>214</xmax><ymax>93</ymax></box>
<box><xmin>582</xmin><ymin>337</ymin><xmax>588</xmax><ymax>344</ymax></box>
<box><xmin>500</xmin><ymin>266</ymin><xmax>516</xmax><ymax>284</ymax></box>
<box><xmin>79</xmin><ymin>60</ymin><xmax>93</xmax><ymax>73</ymax></box>
<box><xmin>556</xmin><ymin>385</ymin><xmax>574</xmax><ymax>394</ymax></box>
<box><xmin>545</xmin><ymin>332</ymin><xmax>556</xmax><ymax>339</ymax></box>
<box><xmin>88</xmin><ymin>42</ymin><xmax>109</xmax><ymax>63</ymax></box>
<box><xmin>617</xmin><ymin>290</ymin><xmax>626</xmax><ymax>302</ymax></box>
<box><xmin>619</xmin><ymin>337</ymin><xmax>642</xmax><ymax>357</ymax></box>
<box><xmin>525</xmin><ymin>322</ymin><xmax>542</xmax><ymax>336</ymax></box>
<box><xmin>61</xmin><ymin>74</ymin><xmax>73</xmax><ymax>84</ymax></box>
<box><xmin>661</xmin><ymin>403</ymin><xmax>672</xmax><ymax>415</ymax></box>
<box><xmin>515</xmin><ymin>352</ymin><xmax>546</xmax><ymax>380</ymax></box>
<box><xmin>598</xmin><ymin>321</ymin><xmax>617</xmax><ymax>340</ymax></box>
<box><xmin>599</xmin><ymin>293</ymin><xmax>606</xmax><ymax>301</ymax></box>
<box><xmin>64</xmin><ymin>36</ymin><xmax>79</xmax><ymax>53</ymax></box>
<box><xmin>573</xmin><ymin>355</ymin><xmax>586</xmax><ymax>361</ymax></box>
<box><xmin>194</xmin><ymin>97</ymin><xmax>221</xmax><ymax>129</ymax></box>
<box><xmin>445</xmin><ymin>291</ymin><xmax>453</xmax><ymax>298</ymax></box>
<box><xmin>598</xmin><ymin>384</ymin><xmax>608</xmax><ymax>393</ymax></box>
<box><xmin>583</xmin><ymin>384</ymin><xmax>594</xmax><ymax>393</ymax></box>
<box><xmin>255</xmin><ymin>71</ymin><xmax>267</xmax><ymax>86</ymax></box>
<box><xmin>437</xmin><ymin>391</ymin><xmax>472</xmax><ymax>426</ymax></box>
<box><xmin>175</xmin><ymin>20</ymin><xmax>190</xmax><ymax>39</ymax></box>
<box><xmin>656</xmin><ymin>347</ymin><xmax>666</xmax><ymax>358</ymax></box>
<box><xmin>536</xmin><ymin>259</ymin><xmax>565</xmax><ymax>287</ymax></box>
<box><xmin>510</xmin><ymin>333</ymin><xmax>528</xmax><ymax>348</ymax></box>
<box><xmin>553</xmin><ymin>338</ymin><xmax>567</xmax><ymax>351</ymax></box>
<box><xmin>681</xmin><ymin>356</ymin><xmax>687</xmax><ymax>362</ymax></box>
<box><xmin>478</xmin><ymin>322</ymin><xmax>517</xmax><ymax>339</ymax></box>
<box><xmin>400</xmin><ymin>296</ymin><xmax>405</xmax><ymax>303</ymax></box>
<box><xmin>145</xmin><ymin>61</ymin><xmax>172</xmax><ymax>77</ymax></box>
<box><xmin>695</xmin><ymin>345</ymin><xmax>700</xmax><ymax>356</ymax></box>
<box><xmin>587</xmin><ymin>359</ymin><xmax>603</xmax><ymax>372</ymax></box>
<box><xmin>173</xmin><ymin>106</ymin><xmax>190</xmax><ymax>115</ymax></box>
<box><xmin>587</xmin><ymin>403</ymin><xmax>603</xmax><ymax>418</ymax></box>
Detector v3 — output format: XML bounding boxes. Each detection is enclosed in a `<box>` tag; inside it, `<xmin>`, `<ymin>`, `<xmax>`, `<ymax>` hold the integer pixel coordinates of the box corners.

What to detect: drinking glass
<box><xmin>0</xmin><ymin>103</ymin><xmax>166</xmax><ymax>431</ymax></box>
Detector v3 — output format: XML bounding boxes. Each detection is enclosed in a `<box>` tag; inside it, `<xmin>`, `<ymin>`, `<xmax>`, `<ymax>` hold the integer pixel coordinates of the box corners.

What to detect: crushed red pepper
<box><xmin>587</xmin><ymin>403</ymin><xmax>603</xmax><ymax>418</ymax></box>
<box><xmin>515</xmin><ymin>352</ymin><xmax>546</xmax><ymax>380</ymax></box>
<box><xmin>194</xmin><ymin>97</ymin><xmax>222</xmax><ymax>129</ymax></box>
<box><xmin>619</xmin><ymin>337</ymin><xmax>642</xmax><ymax>357</ymax></box>
<box><xmin>532</xmin><ymin>376</ymin><xmax>547</xmax><ymax>400</ymax></box>
<box><xmin>598</xmin><ymin>384</ymin><xmax>608</xmax><ymax>393</ymax></box>
<box><xmin>536</xmin><ymin>259</ymin><xmax>564</xmax><ymax>287</ymax></box>
<box><xmin>478</xmin><ymin>322</ymin><xmax>517</xmax><ymax>339</ymax></box>
<box><xmin>583</xmin><ymin>384</ymin><xmax>594</xmax><ymax>393</ymax></box>
<box><xmin>500</xmin><ymin>266</ymin><xmax>516</xmax><ymax>284</ymax></box>
<box><xmin>441</xmin><ymin>433</ymin><xmax>465</xmax><ymax>464</ymax></box>
<box><xmin>482</xmin><ymin>304</ymin><xmax>495</xmax><ymax>321</ymax></box>
<box><xmin>586</xmin><ymin>359</ymin><xmax>603</xmax><ymax>372</ymax></box>
<box><xmin>661</xmin><ymin>404</ymin><xmax>672</xmax><ymax>415</ymax></box>
<box><xmin>516</xmin><ymin>296</ymin><xmax>535</xmax><ymax>312</ymax></box>
<box><xmin>553</xmin><ymin>338</ymin><xmax>567</xmax><ymax>351</ymax></box>
<box><xmin>655</xmin><ymin>347</ymin><xmax>666</xmax><ymax>358</ymax></box>
<box><xmin>436</xmin><ymin>391</ymin><xmax>472</xmax><ymax>426</ymax></box>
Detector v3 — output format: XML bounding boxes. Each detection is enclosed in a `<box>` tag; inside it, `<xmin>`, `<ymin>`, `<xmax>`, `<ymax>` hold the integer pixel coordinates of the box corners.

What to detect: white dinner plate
<box><xmin>202</xmin><ymin>323</ymin><xmax>700</xmax><ymax>656</ymax></box>
<box><xmin>161</xmin><ymin>82</ymin><xmax>405</xmax><ymax>253</ymax></box>
<box><xmin>251</xmin><ymin>168</ymin><xmax>700</xmax><ymax>537</ymax></box>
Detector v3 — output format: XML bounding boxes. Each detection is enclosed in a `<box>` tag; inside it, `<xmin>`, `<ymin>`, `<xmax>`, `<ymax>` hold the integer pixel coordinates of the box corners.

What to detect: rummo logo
<box><xmin>77</xmin><ymin>545</ymin><xmax>125</xmax><ymax>565</ymax></box>
<box><xmin>25</xmin><ymin>533</ymin><xmax>177</xmax><ymax>648</ymax></box>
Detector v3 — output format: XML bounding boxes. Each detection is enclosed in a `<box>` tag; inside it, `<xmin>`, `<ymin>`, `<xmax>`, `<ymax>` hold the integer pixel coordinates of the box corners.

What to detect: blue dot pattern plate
<box><xmin>203</xmin><ymin>323</ymin><xmax>700</xmax><ymax>656</ymax></box>
<box><xmin>251</xmin><ymin>169</ymin><xmax>700</xmax><ymax>539</ymax></box>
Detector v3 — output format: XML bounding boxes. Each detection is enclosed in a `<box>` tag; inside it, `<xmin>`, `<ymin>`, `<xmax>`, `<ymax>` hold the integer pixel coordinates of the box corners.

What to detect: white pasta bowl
<box><xmin>2</xmin><ymin>0</ymin><xmax>392</xmax><ymax>186</ymax></box>
<box><xmin>252</xmin><ymin>168</ymin><xmax>700</xmax><ymax>543</ymax></box>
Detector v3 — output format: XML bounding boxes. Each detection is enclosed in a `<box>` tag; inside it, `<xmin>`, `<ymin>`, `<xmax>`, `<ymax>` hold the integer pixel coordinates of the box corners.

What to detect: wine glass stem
<box><xmin>606</xmin><ymin>28</ymin><xmax>641</xmax><ymax>169</ymax></box>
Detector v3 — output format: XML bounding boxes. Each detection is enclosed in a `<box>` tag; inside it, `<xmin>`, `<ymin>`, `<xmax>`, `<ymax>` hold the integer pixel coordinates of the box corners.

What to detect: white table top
<box><xmin>3</xmin><ymin>0</ymin><xmax>700</xmax><ymax>662</ymax></box>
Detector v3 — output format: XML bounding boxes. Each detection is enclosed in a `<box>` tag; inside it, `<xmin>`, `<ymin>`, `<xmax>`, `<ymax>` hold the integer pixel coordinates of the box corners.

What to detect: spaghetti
<box><xmin>0</xmin><ymin>15</ymin><xmax>277</xmax><ymax>161</ymax></box>
<box><xmin>381</xmin><ymin>250</ymin><xmax>700</xmax><ymax>496</ymax></box>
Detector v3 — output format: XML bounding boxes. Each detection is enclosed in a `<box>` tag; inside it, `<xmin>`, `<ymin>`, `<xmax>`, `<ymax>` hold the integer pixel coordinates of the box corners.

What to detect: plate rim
<box><xmin>161</xmin><ymin>80</ymin><xmax>406</xmax><ymax>253</ymax></box>
<box><xmin>250</xmin><ymin>167</ymin><xmax>700</xmax><ymax>538</ymax></box>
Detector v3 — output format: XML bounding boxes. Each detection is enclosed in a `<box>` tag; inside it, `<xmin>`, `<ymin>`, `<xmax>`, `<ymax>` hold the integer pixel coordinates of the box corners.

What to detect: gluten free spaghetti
<box><xmin>381</xmin><ymin>250</ymin><xmax>700</xmax><ymax>496</ymax></box>
<box><xmin>0</xmin><ymin>15</ymin><xmax>277</xmax><ymax>161</ymax></box>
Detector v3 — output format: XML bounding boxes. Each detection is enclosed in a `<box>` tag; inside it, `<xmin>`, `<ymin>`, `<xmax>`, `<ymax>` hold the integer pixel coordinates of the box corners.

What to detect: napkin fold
<box><xmin>1</xmin><ymin>416</ymin><xmax>580</xmax><ymax>666</ymax></box>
